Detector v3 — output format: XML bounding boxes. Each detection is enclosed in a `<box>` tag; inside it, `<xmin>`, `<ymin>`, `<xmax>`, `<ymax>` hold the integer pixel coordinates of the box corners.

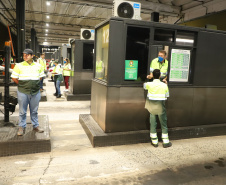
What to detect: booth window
<box><xmin>176</xmin><ymin>31</ymin><xmax>195</xmax><ymax>47</ymax></box>
<box><xmin>83</xmin><ymin>43</ymin><xmax>94</xmax><ymax>70</ymax></box>
<box><xmin>95</xmin><ymin>24</ymin><xmax>109</xmax><ymax>81</ymax></box>
<box><xmin>154</xmin><ymin>29</ymin><xmax>175</xmax><ymax>42</ymax></box>
<box><xmin>125</xmin><ymin>26</ymin><xmax>150</xmax><ymax>82</ymax></box>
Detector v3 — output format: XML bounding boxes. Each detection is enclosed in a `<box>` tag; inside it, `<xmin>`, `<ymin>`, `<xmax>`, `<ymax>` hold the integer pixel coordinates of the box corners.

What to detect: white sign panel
<box><xmin>169</xmin><ymin>49</ymin><xmax>191</xmax><ymax>82</ymax></box>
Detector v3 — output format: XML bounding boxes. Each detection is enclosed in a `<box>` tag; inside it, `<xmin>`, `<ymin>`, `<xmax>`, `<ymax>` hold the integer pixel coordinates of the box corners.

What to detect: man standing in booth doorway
<box><xmin>147</xmin><ymin>50</ymin><xmax>168</xmax><ymax>84</ymax></box>
<box><xmin>11</xmin><ymin>49</ymin><xmax>44</xmax><ymax>136</ymax></box>
<box><xmin>144</xmin><ymin>69</ymin><xmax>172</xmax><ymax>148</ymax></box>
<box><xmin>37</xmin><ymin>53</ymin><xmax>47</xmax><ymax>92</ymax></box>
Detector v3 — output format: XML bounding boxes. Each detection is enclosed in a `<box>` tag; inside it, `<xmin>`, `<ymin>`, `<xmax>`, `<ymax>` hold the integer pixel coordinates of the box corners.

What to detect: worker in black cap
<box><xmin>11</xmin><ymin>49</ymin><xmax>45</xmax><ymax>136</ymax></box>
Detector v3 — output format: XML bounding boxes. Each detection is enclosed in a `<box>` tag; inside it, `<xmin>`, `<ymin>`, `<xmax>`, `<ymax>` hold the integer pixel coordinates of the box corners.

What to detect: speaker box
<box><xmin>151</xmin><ymin>12</ymin><xmax>159</xmax><ymax>22</ymax></box>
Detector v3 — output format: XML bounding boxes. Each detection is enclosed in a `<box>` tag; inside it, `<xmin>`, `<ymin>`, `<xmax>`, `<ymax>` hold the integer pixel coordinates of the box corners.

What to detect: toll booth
<box><xmin>66</xmin><ymin>40</ymin><xmax>94</xmax><ymax>100</ymax></box>
<box><xmin>79</xmin><ymin>17</ymin><xmax>226</xmax><ymax>147</ymax></box>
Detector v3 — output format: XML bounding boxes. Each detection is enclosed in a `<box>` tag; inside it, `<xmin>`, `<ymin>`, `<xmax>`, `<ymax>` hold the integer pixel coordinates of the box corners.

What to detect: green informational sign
<box><xmin>169</xmin><ymin>49</ymin><xmax>191</xmax><ymax>82</ymax></box>
<box><xmin>125</xmin><ymin>60</ymin><xmax>138</xmax><ymax>80</ymax></box>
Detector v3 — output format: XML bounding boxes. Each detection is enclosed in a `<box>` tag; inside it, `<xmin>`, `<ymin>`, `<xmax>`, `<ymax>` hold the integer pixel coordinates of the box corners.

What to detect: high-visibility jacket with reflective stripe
<box><xmin>150</xmin><ymin>58</ymin><xmax>168</xmax><ymax>77</ymax></box>
<box><xmin>54</xmin><ymin>65</ymin><xmax>62</xmax><ymax>75</ymax></box>
<box><xmin>96</xmin><ymin>60</ymin><xmax>103</xmax><ymax>72</ymax></box>
<box><xmin>11</xmin><ymin>61</ymin><xmax>43</xmax><ymax>80</ymax></box>
<box><xmin>39</xmin><ymin>58</ymin><xmax>47</xmax><ymax>72</ymax></box>
<box><xmin>144</xmin><ymin>79</ymin><xmax>169</xmax><ymax>100</ymax></box>
<box><xmin>63</xmin><ymin>63</ymin><xmax>71</xmax><ymax>76</ymax></box>
<box><xmin>11</xmin><ymin>61</ymin><xmax>43</xmax><ymax>95</ymax></box>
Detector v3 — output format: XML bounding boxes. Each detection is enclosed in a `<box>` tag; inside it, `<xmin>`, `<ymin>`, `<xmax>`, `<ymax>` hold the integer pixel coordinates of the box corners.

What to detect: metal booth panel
<box><xmin>193</xmin><ymin>31</ymin><xmax>226</xmax><ymax>86</ymax></box>
<box><xmin>167</xmin><ymin>87</ymin><xmax>193</xmax><ymax>128</ymax></box>
<box><xmin>90</xmin><ymin>80</ymin><xmax>107</xmax><ymax>131</ymax></box>
<box><xmin>71</xmin><ymin>72</ymin><xmax>93</xmax><ymax>94</ymax></box>
<box><xmin>104</xmin><ymin>86</ymin><xmax>149</xmax><ymax>133</ymax></box>
<box><xmin>192</xmin><ymin>88</ymin><xmax>226</xmax><ymax>125</ymax></box>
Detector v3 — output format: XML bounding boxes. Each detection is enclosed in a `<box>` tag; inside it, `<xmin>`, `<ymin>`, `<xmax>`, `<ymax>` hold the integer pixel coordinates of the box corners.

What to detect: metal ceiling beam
<box><xmin>0</xmin><ymin>0</ymin><xmax>15</xmax><ymax>22</ymax></box>
<box><xmin>26</xmin><ymin>31</ymin><xmax>79</xmax><ymax>38</ymax></box>
<box><xmin>46</xmin><ymin>0</ymin><xmax>180</xmax><ymax>15</ymax></box>
<box><xmin>181</xmin><ymin>0</ymin><xmax>222</xmax><ymax>13</ymax></box>
<box><xmin>8</xmin><ymin>19</ymin><xmax>94</xmax><ymax>28</ymax></box>
<box><xmin>3</xmin><ymin>8</ymin><xmax>106</xmax><ymax>21</ymax></box>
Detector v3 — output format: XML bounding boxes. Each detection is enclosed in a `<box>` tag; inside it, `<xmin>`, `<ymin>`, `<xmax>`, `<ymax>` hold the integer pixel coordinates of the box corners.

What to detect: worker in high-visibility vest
<box><xmin>95</xmin><ymin>56</ymin><xmax>104</xmax><ymax>79</ymax></box>
<box><xmin>11</xmin><ymin>49</ymin><xmax>44</xmax><ymax>136</ymax></box>
<box><xmin>52</xmin><ymin>60</ymin><xmax>63</xmax><ymax>98</ymax></box>
<box><xmin>144</xmin><ymin>69</ymin><xmax>172</xmax><ymax>148</ymax></box>
<box><xmin>62</xmin><ymin>58</ymin><xmax>71</xmax><ymax>92</ymax></box>
<box><xmin>37</xmin><ymin>53</ymin><xmax>47</xmax><ymax>92</ymax></box>
<box><xmin>147</xmin><ymin>50</ymin><xmax>168</xmax><ymax>84</ymax></box>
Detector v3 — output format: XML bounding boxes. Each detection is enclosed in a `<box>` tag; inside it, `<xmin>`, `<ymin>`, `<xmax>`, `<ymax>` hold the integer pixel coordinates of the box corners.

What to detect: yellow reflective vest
<box><xmin>96</xmin><ymin>60</ymin><xmax>103</xmax><ymax>72</ymax></box>
<box><xmin>11</xmin><ymin>61</ymin><xmax>44</xmax><ymax>80</ymax></box>
<box><xmin>63</xmin><ymin>63</ymin><xmax>71</xmax><ymax>76</ymax></box>
<box><xmin>150</xmin><ymin>58</ymin><xmax>168</xmax><ymax>77</ymax></box>
<box><xmin>144</xmin><ymin>79</ymin><xmax>169</xmax><ymax>100</ymax></box>
<box><xmin>39</xmin><ymin>58</ymin><xmax>47</xmax><ymax>72</ymax></box>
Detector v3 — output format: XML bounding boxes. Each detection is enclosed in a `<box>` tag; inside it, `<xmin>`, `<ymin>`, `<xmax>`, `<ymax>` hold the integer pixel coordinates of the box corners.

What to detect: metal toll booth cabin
<box><xmin>68</xmin><ymin>39</ymin><xmax>94</xmax><ymax>100</ymax></box>
<box><xmin>80</xmin><ymin>17</ymin><xmax>226</xmax><ymax>147</ymax></box>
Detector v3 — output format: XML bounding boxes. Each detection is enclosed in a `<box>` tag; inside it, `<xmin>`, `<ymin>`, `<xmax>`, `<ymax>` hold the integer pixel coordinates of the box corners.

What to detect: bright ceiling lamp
<box><xmin>46</xmin><ymin>1</ymin><xmax>50</xmax><ymax>6</ymax></box>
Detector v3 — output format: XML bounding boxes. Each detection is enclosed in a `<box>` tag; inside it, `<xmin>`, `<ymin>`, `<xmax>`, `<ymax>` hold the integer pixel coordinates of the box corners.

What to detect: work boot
<box><xmin>56</xmin><ymin>94</ymin><xmax>61</xmax><ymax>98</ymax></box>
<box><xmin>53</xmin><ymin>93</ymin><xmax>57</xmax><ymax>96</ymax></box>
<box><xmin>163</xmin><ymin>142</ymin><xmax>172</xmax><ymax>148</ymax></box>
<box><xmin>151</xmin><ymin>143</ymin><xmax>158</xmax><ymax>148</ymax></box>
<box><xmin>33</xmin><ymin>126</ymin><xmax>44</xmax><ymax>133</ymax></box>
<box><xmin>17</xmin><ymin>127</ymin><xmax>25</xmax><ymax>136</ymax></box>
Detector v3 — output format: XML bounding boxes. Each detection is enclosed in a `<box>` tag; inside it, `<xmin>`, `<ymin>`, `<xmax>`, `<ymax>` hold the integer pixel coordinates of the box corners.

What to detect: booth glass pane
<box><xmin>176</xmin><ymin>31</ymin><xmax>195</xmax><ymax>47</ymax></box>
<box><xmin>125</xmin><ymin>26</ymin><xmax>150</xmax><ymax>82</ymax></box>
<box><xmin>83</xmin><ymin>43</ymin><xmax>94</xmax><ymax>69</ymax></box>
<box><xmin>154</xmin><ymin>29</ymin><xmax>175</xmax><ymax>42</ymax></box>
<box><xmin>71</xmin><ymin>42</ymin><xmax>75</xmax><ymax>71</ymax></box>
<box><xmin>95</xmin><ymin>24</ymin><xmax>109</xmax><ymax>81</ymax></box>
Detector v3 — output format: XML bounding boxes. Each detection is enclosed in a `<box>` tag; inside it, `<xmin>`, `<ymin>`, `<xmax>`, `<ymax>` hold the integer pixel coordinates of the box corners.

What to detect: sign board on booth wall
<box><xmin>125</xmin><ymin>60</ymin><xmax>138</xmax><ymax>80</ymax></box>
<box><xmin>169</xmin><ymin>49</ymin><xmax>191</xmax><ymax>82</ymax></box>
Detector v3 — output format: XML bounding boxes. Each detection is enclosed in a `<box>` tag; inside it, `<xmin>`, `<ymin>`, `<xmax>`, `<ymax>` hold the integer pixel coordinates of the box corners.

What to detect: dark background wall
<box><xmin>179</xmin><ymin>10</ymin><xmax>226</xmax><ymax>31</ymax></box>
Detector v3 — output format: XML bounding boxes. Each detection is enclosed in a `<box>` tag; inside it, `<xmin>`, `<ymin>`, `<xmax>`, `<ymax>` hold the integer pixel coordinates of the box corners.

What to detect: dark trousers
<box><xmin>40</xmin><ymin>77</ymin><xmax>44</xmax><ymax>89</ymax></box>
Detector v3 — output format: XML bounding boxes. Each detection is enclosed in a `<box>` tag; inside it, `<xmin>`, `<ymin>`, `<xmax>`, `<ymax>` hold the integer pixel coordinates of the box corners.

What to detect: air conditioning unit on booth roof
<box><xmin>80</xmin><ymin>29</ymin><xmax>95</xmax><ymax>40</ymax></box>
<box><xmin>113</xmin><ymin>0</ymin><xmax>141</xmax><ymax>20</ymax></box>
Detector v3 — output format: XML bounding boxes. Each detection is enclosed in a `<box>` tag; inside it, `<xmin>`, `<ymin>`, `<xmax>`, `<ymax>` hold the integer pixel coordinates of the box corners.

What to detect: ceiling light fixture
<box><xmin>46</xmin><ymin>2</ymin><xmax>50</xmax><ymax>6</ymax></box>
<box><xmin>45</xmin><ymin>34</ymin><xmax>48</xmax><ymax>36</ymax></box>
<box><xmin>46</xmin><ymin>23</ymin><xmax>49</xmax><ymax>26</ymax></box>
<box><xmin>46</xmin><ymin>29</ymin><xmax>48</xmax><ymax>32</ymax></box>
<box><xmin>47</xmin><ymin>15</ymin><xmax>50</xmax><ymax>19</ymax></box>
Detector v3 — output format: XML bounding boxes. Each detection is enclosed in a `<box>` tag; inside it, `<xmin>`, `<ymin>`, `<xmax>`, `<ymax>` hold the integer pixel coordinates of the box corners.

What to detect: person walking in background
<box><xmin>63</xmin><ymin>58</ymin><xmax>71</xmax><ymax>92</ymax></box>
<box><xmin>37</xmin><ymin>53</ymin><xmax>47</xmax><ymax>92</ymax></box>
<box><xmin>52</xmin><ymin>60</ymin><xmax>63</xmax><ymax>98</ymax></box>
<box><xmin>144</xmin><ymin>69</ymin><xmax>172</xmax><ymax>148</ymax></box>
<box><xmin>11</xmin><ymin>49</ymin><xmax>44</xmax><ymax>136</ymax></box>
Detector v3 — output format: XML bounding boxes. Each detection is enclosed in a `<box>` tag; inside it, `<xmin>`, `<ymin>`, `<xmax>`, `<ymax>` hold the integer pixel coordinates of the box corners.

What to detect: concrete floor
<box><xmin>0</xmin><ymin>78</ymin><xmax>226</xmax><ymax>185</ymax></box>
